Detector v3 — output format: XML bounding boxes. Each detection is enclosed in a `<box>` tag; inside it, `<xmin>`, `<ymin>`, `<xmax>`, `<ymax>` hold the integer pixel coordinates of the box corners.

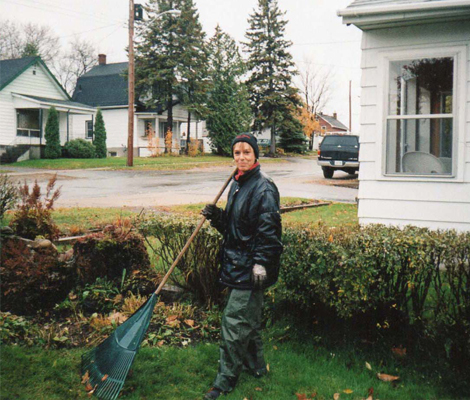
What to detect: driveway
<box><xmin>4</xmin><ymin>158</ymin><xmax>358</xmax><ymax>208</ymax></box>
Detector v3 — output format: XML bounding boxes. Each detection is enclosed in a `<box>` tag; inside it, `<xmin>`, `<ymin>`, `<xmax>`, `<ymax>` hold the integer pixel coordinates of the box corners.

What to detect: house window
<box><xmin>143</xmin><ymin>120</ymin><xmax>155</xmax><ymax>138</ymax></box>
<box><xmin>386</xmin><ymin>57</ymin><xmax>454</xmax><ymax>175</ymax></box>
<box><xmin>158</xmin><ymin>121</ymin><xmax>178</xmax><ymax>139</ymax></box>
<box><xmin>86</xmin><ymin>120</ymin><xmax>93</xmax><ymax>139</ymax></box>
<box><xmin>17</xmin><ymin>109</ymin><xmax>40</xmax><ymax>137</ymax></box>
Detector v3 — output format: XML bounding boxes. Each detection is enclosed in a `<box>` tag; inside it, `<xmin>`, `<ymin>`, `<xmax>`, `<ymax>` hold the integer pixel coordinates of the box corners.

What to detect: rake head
<box><xmin>81</xmin><ymin>293</ymin><xmax>158</xmax><ymax>400</ymax></box>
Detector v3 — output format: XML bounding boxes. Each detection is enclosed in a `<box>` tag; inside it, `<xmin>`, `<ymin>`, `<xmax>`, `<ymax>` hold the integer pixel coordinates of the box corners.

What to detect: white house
<box><xmin>338</xmin><ymin>0</ymin><xmax>470</xmax><ymax>231</ymax></box>
<box><xmin>0</xmin><ymin>56</ymin><xmax>96</xmax><ymax>162</ymax></box>
<box><xmin>72</xmin><ymin>54</ymin><xmax>207</xmax><ymax>157</ymax></box>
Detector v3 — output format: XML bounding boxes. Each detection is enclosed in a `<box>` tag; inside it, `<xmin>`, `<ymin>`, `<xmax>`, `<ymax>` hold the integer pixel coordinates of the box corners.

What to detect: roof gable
<box><xmin>319</xmin><ymin>114</ymin><xmax>349</xmax><ymax>131</ymax></box>
<box><xmin>0</xmin><ymin>56</ymin><xmax>70</xmax><ymax>98</ymax></box>
<box><xmin>72</xmin><ymin>62</ymin><xmax>129</xmax><ymax>107</ymax></box>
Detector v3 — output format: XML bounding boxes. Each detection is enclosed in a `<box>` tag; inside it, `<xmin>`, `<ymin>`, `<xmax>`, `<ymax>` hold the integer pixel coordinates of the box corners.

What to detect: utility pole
<box><xmin>127</xmin><ymin>0</ymin><xmax>135</xmax><ymax>167</ymax></box>
<box><xmin>349</xmin><ymin>80</ymin><xmax>352</xmax><ymax>132</ymax></box>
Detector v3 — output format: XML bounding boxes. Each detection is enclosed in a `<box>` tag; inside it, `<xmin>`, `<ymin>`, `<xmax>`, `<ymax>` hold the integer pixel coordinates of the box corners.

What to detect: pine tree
<box><xmin>244</xmin><ymin>0</ymin><xmax>299</xmax><ymax>156</ymax></box>
<box><xmin>135</xmin><ymin>0</ymin><xmax>207</xmax><ymax>154</ymax></box>
<box><xmin>93</xmin><ymin>108</ymin><xmax>107</xmax><ymax>158</ymax></box>
<box><xmin>44</xmin><ymin>106</ymin><xmax>61</xmax><ymax>159</ymax></box>
<box><xmin>278</xmin><ymin>104</ymin><xmax>307</xmax><ymax>153</ymax></box>
<box><xmin>205</xmin><ymin>25</ymin><xmax>252</xmax><ymax>156</ymax></box>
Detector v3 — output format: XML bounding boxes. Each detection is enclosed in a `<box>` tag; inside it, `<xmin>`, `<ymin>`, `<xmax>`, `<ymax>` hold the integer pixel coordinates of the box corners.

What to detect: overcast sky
<box><xmin>1</xmin><ymin>0</ymin><xmax>363</xmax><ymax>131</ymax></box>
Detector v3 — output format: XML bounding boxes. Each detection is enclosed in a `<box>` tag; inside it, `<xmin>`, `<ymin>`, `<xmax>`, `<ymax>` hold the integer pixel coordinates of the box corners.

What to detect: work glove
<box><xmin>201</xmin><ymin>204</ymin><xmax>221</xmax><ymax>222</ymax></box>
<box><xmin>252</xmin><ymin>264</ymin><xmax>267</xmax><ymax>289</ymax></box>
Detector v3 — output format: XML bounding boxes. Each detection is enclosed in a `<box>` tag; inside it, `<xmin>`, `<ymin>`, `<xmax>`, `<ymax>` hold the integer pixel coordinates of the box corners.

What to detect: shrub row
<box><xmin>139</xmin><ymin>216</ymin><xmax>470</xmax><ymax>364</ymax></box>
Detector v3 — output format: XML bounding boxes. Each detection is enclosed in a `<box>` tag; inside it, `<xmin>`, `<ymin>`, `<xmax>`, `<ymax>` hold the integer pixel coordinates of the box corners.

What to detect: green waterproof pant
<box><xmin>213</xmin><ymin>288</ymin><xmax>266</xmax><ymax>392</ymax></box>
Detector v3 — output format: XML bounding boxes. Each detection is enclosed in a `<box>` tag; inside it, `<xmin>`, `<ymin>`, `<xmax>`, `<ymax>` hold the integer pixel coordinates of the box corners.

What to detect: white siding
<box><xmin>358</xmin><ymin>20</ymin><xmax>470</xmax><ymax>231</ymax></box>
<box><xmin>0</xmin><ymin>62</ymin><xmax>76</xmax><ymax>146</ymax></box>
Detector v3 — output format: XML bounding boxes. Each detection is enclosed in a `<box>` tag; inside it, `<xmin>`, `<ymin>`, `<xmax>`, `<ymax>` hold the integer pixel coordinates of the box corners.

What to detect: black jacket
<box><xmin>211</xmin><ymin>165</ymin><xmax>283</xmax><ymax>289</ymax></box>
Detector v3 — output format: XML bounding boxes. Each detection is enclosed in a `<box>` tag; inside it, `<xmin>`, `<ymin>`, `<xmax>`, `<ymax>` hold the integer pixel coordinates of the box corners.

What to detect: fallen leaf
<box><xmin>108</xmin><ymin>312</ymin><xmax>128</xmax><ymax>324</ymax></box>
<box><xmin>157</xmin><ymin>340</ymin><xmax>165</xmax><ymax>347</ymax></box>
<box><xmin>273</xmin><ymin>345</ymin><xmax>278</xmax><ymax>350</ymax></box>
<box><xmin>328</xmin><ymin>235</ymin><xmax>334</xmax><ymax>242</ymax></box>
<box><xmin>391</xmin><ymin>346</ymin><xmax>407</xmax><ymax>358</ymax></box>
<box><xmin>266</xmin><ymin>363</ymin><xmax>270</xmax><ymax>372</ymax></box>
<box><xmin>87</xmin><ymin>384</ymin><xmax>98</xmax><ymax>397</ymax></box>
<box><xmin>81</xmin><ymin>371</ymin><xmax>90</xmax><ymax>385</ymax></box>
<box><xmin>364</xmin><ymin>387</ymin><xmax>374</xmax><ymax>400</ymax></box>
<box><xmin>255</xmin><ymin>387</ymin><xmax>262</xmax><ymax>391</ymax></box>
<box><xmin>184</xmin><ymin>319</ymin><xmax>195</xmax><ymax>327</ymax></box>
<box><xmin>310</xmin><ymin>393</ymin><xmax>317</xmax><ymax>398</ymax></box>
<box><xmin>343</xmin><ymin>389</ymin><xmax>353</xmax><ymax>394</ymax></box>
<box><xmin>377</xmin><ymin>373</ymin><xmax>399</xmax><ymax>382</ymax></box>
<box><xmin>101</xmin><ymin>374</ymin><xmax>108</xmax><ymax>382</ymax></box>
<box><xmin>296</xmin><ymin>394</ymin><xmax>307</xmax><ymax>400</ymax></box>
<box><xmin>365</xmin><ymin>362</ymin><xmax>372</xmax><ymax>370</ymax></box>
<box><xmin>333</xmin><ymin>393</ymin><xmax>340</xmax><ymax>400</ymax></box>
<box><xmin>165</xmin><ymin>315</ymin><xmax>180</xmax><ymax>327</ymax></box>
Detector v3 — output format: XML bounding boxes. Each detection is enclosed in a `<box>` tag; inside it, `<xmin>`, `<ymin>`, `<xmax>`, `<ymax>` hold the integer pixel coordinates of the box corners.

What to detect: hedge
<box><xmin>139</xmin><ymin>216</ymin><xmax>470</xmax><ymax>364</ymax></box>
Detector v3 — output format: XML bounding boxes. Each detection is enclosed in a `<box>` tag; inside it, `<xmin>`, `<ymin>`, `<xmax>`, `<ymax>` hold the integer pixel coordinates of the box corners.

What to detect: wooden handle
<box><xmin>154</xmin><ymin>167</ymin><xmax>237</xmax><ymax>295</ymax></box>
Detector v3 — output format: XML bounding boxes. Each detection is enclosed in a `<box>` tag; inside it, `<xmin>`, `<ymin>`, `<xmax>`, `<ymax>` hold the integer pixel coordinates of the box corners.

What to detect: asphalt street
<box><xmin>4</xmin><ymin>158</ymin><xmax>358</xmax><ymax>208</ymax></box>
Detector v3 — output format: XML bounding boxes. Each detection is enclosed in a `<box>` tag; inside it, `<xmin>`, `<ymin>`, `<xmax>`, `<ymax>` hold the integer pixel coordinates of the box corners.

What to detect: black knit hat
<box><xmin>231</xmin><ymin>133</ymin><xmax>259</xmax><ymax>159</ymax></box>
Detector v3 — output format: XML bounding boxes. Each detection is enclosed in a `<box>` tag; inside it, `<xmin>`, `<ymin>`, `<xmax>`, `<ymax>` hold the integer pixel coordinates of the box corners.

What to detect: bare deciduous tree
<box><xmin>0</xmin><ymin>21</ymin><xmax>24</xmax><ymax>60</ymax></box>
<box><xmin>297</xmin><ymin>57</ymin><xmax>333</xmax><ymax>116</ymax></box>
<box><xmin>55</xmin><ymin>38</ymin><xmax>97</xmax><ymax>94</ymax></box>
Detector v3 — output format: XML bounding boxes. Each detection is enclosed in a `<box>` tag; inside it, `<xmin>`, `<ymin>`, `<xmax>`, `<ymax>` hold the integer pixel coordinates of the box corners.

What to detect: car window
<box><xmin>321</xmin><ymin>136</ymin><xmax>358</xmax><ymax>146</ymax></box>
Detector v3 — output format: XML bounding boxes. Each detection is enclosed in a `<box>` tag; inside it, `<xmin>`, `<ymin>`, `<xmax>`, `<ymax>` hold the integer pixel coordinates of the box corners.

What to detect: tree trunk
<box><xmin>166</xmin><ymin>92</ymin><xmax>173</xmax><ymax>154</ymax></box>
<box><xmin>270</xmin><ymin>124</ymin><xmax>276</xmax><ymax>156</ymax></box>
<box><xmin>185</xmin><ymin>111</ymin><xmax>191</xmax><ymax>155</ymax></box>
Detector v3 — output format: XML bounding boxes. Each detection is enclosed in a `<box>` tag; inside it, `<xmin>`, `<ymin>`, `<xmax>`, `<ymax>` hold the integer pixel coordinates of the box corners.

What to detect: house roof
<box><xmin>72</xmin><ymin>62</ymin><xmax>129</xmax><ymax>107</ymax></box>
<box><xmin>319</xmin><ymin>114</ymin><xmax>349</xmax><ymax>131</ymax></box>
<box><xmin>0</xmin><ymin>57</ymin><xmax>70</xmax><ymax>99</ymax></box>
<box><xmin>338</xmin><ymin>0</ymin><xmax>470</xmax><ymax>29</ymax></box>
<box><xmin>13</xmin><ymin>93</ymin><xmax>95</xmax><ymax>112</ymax></box>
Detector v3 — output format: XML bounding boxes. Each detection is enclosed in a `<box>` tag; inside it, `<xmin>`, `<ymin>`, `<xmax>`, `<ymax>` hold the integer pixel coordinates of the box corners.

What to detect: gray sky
<box><xmin>1</xmin><ymin>0</ymin><xmax>362</xmax><ymax>131</ymax></box>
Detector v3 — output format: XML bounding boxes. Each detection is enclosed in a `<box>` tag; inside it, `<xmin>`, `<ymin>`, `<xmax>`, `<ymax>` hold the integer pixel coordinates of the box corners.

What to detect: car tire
<box><xmin>322</xmin><ymin>167</ymin><xmax>334</xmax><ymax>179</ymax></box>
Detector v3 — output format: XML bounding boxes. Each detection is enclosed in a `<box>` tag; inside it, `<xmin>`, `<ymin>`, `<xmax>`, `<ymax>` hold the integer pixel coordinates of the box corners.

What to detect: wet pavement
<box><xmin>3</xmin><ymin>158</ymin><xmax>358</xmax><ymax>208</ymax></box>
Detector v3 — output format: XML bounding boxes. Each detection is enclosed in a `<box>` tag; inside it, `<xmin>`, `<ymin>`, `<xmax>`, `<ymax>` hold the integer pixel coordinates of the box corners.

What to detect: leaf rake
<box><xmin>81</xmin><ymin>168</ymin><xmax>236</xmax><ymax>399</ymax></box>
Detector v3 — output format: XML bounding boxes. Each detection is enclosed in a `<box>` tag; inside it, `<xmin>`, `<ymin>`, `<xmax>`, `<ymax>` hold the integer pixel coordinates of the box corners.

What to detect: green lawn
<box><xmin>170</xmin><ymin>198</ymin><xmax>358</xmax><ymax>227</ymax></box>
<box><xmin>1</xmin><ymin>332</ymin><xmax>455</xmax><ymax>400</ymax></box>
<box><xmin>9</xmin><ymin>155</ymin><xmax>285</xmax><ymax>170</ymax></box>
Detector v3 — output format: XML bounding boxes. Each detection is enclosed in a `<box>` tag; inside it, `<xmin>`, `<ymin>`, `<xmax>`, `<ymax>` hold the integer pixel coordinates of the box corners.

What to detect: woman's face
<box><xmin>233</xmin><ymin>142</ymin><xmax>256</xmax><ymax>172</ymax></box>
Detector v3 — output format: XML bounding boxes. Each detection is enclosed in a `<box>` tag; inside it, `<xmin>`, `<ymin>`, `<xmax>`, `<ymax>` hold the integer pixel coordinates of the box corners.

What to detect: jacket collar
<box><xmin>235</xmin><ymin>162</ymin><xmax>260</xmax><ymax>184</ymax></box>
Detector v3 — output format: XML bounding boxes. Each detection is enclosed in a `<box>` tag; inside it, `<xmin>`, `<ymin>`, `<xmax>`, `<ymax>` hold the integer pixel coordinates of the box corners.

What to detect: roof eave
<box><xmin>338</xmin><ymin>1</ymin><xmax>470</xmax><ymax>29</ymax></box>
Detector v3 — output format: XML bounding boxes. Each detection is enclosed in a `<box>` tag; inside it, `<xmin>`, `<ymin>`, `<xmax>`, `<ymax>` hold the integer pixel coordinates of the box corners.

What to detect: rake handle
<box><xmin>153</xmin><ymin>167</ymin><xmax>237</xmax><ymax>296</ymax></box>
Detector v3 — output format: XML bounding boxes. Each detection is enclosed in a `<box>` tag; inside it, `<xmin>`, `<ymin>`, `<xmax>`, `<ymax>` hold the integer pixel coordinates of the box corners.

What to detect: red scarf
<box><xmin>235</xmin><ymin>161</ymin><xmax>260</xmax><ymax>181</ymax></box>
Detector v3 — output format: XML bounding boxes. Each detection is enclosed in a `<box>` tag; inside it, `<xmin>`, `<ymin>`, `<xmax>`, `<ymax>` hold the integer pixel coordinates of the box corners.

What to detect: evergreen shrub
<box><xmin>64</xmin><ymin>138</ymin><xmax>96</xmax><ymax>159</ymax></box>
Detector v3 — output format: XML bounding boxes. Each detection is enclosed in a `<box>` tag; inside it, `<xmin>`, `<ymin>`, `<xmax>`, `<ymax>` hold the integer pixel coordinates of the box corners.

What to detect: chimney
<box><xmin>333</xmin><ymin>112</ymin><xmax>337</xmax><ymax>120</ymax></box>
<box><xmin>98</xmin><ymin>54</ymin><xmax>107</xmax><ymax>66</ymax></box>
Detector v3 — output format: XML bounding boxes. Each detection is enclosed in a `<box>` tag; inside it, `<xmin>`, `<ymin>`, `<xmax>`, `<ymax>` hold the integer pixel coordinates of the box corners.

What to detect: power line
<box><xmin>58</xmin><ymin>22</ymin><xmax>124</xmax><ymax>39</ymax></box>
<box><xmin>3</xmin><ymin>0</ymin><xmax>125</xmax><ymax>25</ymax></box>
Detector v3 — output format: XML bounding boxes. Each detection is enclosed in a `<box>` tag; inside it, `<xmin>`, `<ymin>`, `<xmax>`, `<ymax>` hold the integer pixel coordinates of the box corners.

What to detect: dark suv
<box><xmin>317</xmin><ymin>135</ymin><xmax>359</xmax><ymax>179</ymax></box>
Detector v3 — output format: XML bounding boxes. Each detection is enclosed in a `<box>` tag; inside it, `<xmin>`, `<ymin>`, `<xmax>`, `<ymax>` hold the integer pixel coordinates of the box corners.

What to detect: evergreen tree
<box><xmin>205</xmin><ymin>25</ymin><xmax>252</xmax><ymax>156</ymax></box>
<box><xmin>278</xmin><ymin>104</ymin><xmax>307</xmax><ymax>153</ymax></box>
<box><xmin>93</xmin><ymin>108</ymin><xmax>107</xmax><ymax>158</ymax></box>
<box><xmin>44</xmin><ymin>106</ymin><xmax>61</xmax><ymax>159</ymax></box>
<box><xmin>135</xmin><ymin>0</ymin><xmax>207</xmax><ymax>154</ymax></box>
<box><xmin>244</xmin><ymin>0</ymin><xmax>299</xmax><ymax>156</ymax></box>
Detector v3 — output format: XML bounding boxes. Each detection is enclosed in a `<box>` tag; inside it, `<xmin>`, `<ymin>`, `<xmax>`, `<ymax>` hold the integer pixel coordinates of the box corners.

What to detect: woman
<box><xmin>202</xmin><ymin>133</ymin><xmax>283</xmax><ymax>399</ymax></box>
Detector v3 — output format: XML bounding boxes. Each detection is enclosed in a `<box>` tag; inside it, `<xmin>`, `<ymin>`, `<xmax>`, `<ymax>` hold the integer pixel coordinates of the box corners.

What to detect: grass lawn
<box><xmin>170</xmin><ymin>198</ymin><xmax>358</xmax><ymax>227</ymax></box>
<box><xmin>1</xmin><ymin>332</ymin><xmax>453</xmax><ymax>400</ymax></box>
<box><xmin>9</xmin><ymin>155</ymin><xmax>285</xmax><ymax>171</ymax></box>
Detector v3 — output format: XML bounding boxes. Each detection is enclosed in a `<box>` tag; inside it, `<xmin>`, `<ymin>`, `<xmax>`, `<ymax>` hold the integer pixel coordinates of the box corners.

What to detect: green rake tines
<box><xmin>81</xmin><ymin>293</ymin><xmax>157</xmax><ymax>400</ymax></box>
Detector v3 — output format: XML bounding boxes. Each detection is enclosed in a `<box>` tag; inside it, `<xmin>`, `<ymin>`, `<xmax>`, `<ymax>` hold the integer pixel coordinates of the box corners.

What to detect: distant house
<box><xmin>338</xmin><ymin>0</ymin><xmax>470</xmax><ymax>231</ymax></box>
<box><xmin>72</xmin><ymin>54</ymin><xmax>205</xmax><ymax>157</ymax></box>
<box><xmin>312</xmin><ymin>112</ymin><xmax>349</xmax><ymax>150</ymax></box>
<box><xmin>0</xmin><ymin>56</ymin><xmax>95</xmax><ymax>162</ymax></box>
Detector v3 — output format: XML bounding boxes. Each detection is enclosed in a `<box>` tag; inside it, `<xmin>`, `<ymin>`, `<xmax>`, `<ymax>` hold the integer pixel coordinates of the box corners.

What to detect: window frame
<box><xmin>16</xmin><ymin>109</ymin><xmax>40</xmax><ymax>138</ymax></box>
<box><xmin>377</xmin><ymin>45</ymin><xmax>467</xmax><ymax>182</ymax></box>
<box><xmin>85</xmin><ymin>120</ymin><xmax>93</xmax><ymax>140</ymax></box>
